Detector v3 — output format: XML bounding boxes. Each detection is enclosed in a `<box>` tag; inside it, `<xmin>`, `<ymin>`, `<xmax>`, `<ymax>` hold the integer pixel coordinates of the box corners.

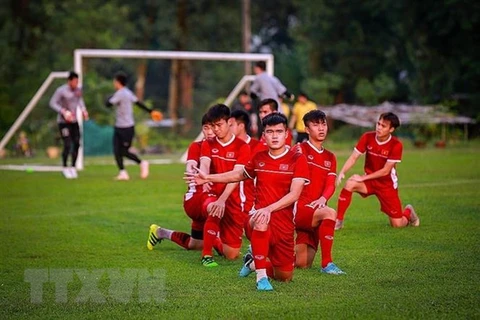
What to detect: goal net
<box><xmin>0</xmin><ymin>50</ymin><xmax>273</xmax><ymax>172</ymax></box>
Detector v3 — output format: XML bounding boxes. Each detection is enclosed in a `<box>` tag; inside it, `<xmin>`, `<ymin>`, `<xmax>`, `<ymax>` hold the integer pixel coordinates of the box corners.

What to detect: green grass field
<box><xmin>1</xmin><ymin>146</ymin><xmax>479</xmax><ymax>319</ymax></box>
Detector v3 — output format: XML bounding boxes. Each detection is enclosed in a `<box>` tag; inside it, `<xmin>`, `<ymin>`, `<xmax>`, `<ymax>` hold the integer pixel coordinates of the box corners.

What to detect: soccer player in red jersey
<box><xmin>198</xmin><ymin>104</ymin><xmax>251</xmax><ymax>267</ymax></box>
<box><xmin>294</xmin><ymin>110</ymin><xmax>345</xmax><ymax>275</ymax></box>
<box><xmin>229</xmin><ymin>110</ymin><xmax>261</xmax><ymax>215</ymax></box>
<box><xmin>186</xmin><ymin>113</ymin><xmax>309</xmax><ymax>291</ymax></box>
<box><xmin>335</xmin><ymin>112</ymin><xmax>420</xmax><ymax>229</ymax></box>
<box><xmin>258</xmin><ymin>98</ymin><xmax>293</xmax><ymax>147</ymax></box>
<box><xmin>147</xmin><ymin>114</ymin><xmax>216</xmax><ymax>251</ymax></box>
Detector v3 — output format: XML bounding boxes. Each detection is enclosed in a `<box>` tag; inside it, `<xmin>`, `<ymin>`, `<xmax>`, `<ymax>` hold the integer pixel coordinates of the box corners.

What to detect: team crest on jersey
<box><xmin>279</xmin><ymin>164</ymin><xmax>289</xmax><ymax>171</ymax></box>
<box><xmin>258</xmin><ymin>162</ymin><xmax>265</xmax><ymax>167</ymax></box>
<box><xmin>308</xmin><ymin>155</ymin><xmax>314</xmax><ymax>160</ymax></box>
<box><xmin>381</xmin><ymin>150</ymin><xmax>389</xmax><ymax>156</ymax></box>
<box><xmin>212</xmin><ymin>148</ymin><xmax>219</xmax><ymax>153</ymax></box>
<box><xmin>226</xmin><ymin>152</ymin><xmax>235</xmax><ymax>158</ymax></box>
<box><xmin>324</xmin><ymin>160</ymin><xmax>331</xmax><ymax>168</ymax></box>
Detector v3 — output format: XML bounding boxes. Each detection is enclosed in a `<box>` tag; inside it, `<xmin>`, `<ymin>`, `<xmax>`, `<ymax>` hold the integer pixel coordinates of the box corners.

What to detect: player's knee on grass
<box><xmin>223</xmin><ymin>245</ymin><xmax>240</xmax><ymax>260</ymax></box>
<box><xmin>188</xmin><ymin>239</ymin><xmax>203</xmax><ymax>250</ymax></box>
<box><xmin>295</xmin><ymin>244</ymin><xmax>312</xmax><ymax>269</ymax></box>
<box><xmin>273</xmin><ymin>269</ymin><xmax>293</xmax><ymax>282</ymax></box>
<box><xmin>389</xmin><ymin>216</ymin><xmax>408</xmax><ymax>228</ymax></box>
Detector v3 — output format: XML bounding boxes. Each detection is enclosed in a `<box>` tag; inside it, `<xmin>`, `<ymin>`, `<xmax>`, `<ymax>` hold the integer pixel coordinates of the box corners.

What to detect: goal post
<box><xmin>73</xmin><ymin>49</ymin><xmax>274</xmax><ymax>168</ymax></box>
<box><xmin>0</xmin><ymin>71</ymin><xmax>70</xmax><ymax>153</ymax></box>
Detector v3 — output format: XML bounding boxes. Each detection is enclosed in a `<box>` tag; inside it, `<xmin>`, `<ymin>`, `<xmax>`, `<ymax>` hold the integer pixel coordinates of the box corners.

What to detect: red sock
<box><xmin>403</xmin><ymin>206</ymin><xmax>412</xmax><ymax>220</ymax></box>
<box><xmin>336</xmin><ymin>189</ymin><xmax>353</xmax><ymax>221</ymax></box>
<box><xmin>318</xmin><ymin>219</ymin><xmax>335</xmax><ymax>268</ymax></box>
<box><xmin>251</xmin><ymin>229</ymin><xmax>270</xmax><ymax>270</ymax></box>
<box><xmin>213</xmin><ymin>237</ymin><xmax>224</xmax><ymax>256</ymax></box>
<box><xmin>171</xmin><ymin>231</ymin><xmax>191</xmax><ymax>250</ymax></box>
<box><xmin>202</xmin><ymin>216</ymin><xmax>221</xmax><ymax>257</ymax></box>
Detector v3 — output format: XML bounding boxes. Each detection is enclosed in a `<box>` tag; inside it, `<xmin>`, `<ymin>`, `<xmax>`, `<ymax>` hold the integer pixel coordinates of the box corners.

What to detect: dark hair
<box><xmin>255</xmin><ymin>61</ymin><xmax>266</xmax><ymax>71</ymax></box>
<box><xmin>201</xmin><ymin>113</ymin><xmax>211</xmax><ymax>126</ymax></box>
<box><xmin>298</xmin><ymin>92</ymin><xmax>308</xmax><ymax>99</ymax></box>
<box><xmin>379</xmin><ymin>112</ymin><xmax>400</xmax><ymax>129</ymax></box>
<box><xmin>206</xmin><ymin>104</ymin><xmax>230</xmax><ymax>122</ymax></box>
<box><xmin>259</xmin><ymin>98</ymin><xmax>278</xmax><ymax>112</ymax></box>
<box><xmin>262</xmin><ymin>113</ymin><xmax>288</xmax><ymax>129</ymax></box>
<box><xmin>239</xmin><ymin>90</ymin><xmax>248</xmax><ymax>96</ymax></box>
<box><xmin>68</xmin><ymin>71</ymin><xmax>79</xmax><ymax>80</ymax></box>
<box><xmin>114</xmin><ymin>72</ymin><xmax>127</xmax><ymax>86</ymax></box>
<box><xmin>230</xmin><ymin>110</ymin><xmax>250</xmax><ymax>129</ymax></box>
<box><xmin>303</xmin><ymin>109</ymin><xmax>327</xmax><ymax>127</ymax></box>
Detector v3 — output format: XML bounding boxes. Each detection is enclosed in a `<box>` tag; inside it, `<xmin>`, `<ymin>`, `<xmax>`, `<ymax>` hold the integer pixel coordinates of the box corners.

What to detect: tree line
<box><xmin>1</xmin><ymin>0</ymin><xmax>478</xmax><ymax>138</ymax></box>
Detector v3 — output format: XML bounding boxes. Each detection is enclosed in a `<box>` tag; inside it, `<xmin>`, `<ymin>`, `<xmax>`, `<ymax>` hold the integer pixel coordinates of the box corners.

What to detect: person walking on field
<box><xmin>105</xmin><ymin>72</ymin><xmax>162</xmax><ymax>181</ymax></box>
<box><xmin>49</xmin><ymin>71</ymin><xmax>89</xmax><ymax>179</ymax></box>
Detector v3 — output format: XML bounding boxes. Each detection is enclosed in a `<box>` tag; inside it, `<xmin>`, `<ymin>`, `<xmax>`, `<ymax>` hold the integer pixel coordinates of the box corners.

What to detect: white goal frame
<box><xmin>0</xmin><ymin>71</ymin><xmax>70</xmax><ymax>153</ymax></box>
<box><xmin>73</xmin><ymin>49</ymin><xmax>274</xmax><ymax>167</ymax></box>
<box><xmin>0</xmin><ymin>50</ymin><xmax>273</xmax><ymax>170</ymax></box>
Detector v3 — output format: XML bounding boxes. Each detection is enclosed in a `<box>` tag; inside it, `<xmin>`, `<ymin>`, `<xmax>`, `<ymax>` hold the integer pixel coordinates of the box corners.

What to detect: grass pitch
<box><xmin>0</xmin><ymin>146</ymin><xmax>479</xmax><ymax>319</ymax></box>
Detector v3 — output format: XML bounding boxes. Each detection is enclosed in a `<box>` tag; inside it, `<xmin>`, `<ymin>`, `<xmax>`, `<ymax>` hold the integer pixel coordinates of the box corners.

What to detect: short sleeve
<box><xmin>187</xmin><ymin>142</ymin><xmax>201</xmax><ymax>162</ymax></box>
<box><xmin>235</xmin><ymin>143</ymin><xmax>251</xmax><ymax>166</ymax></box>
<box><xmin>243</xmin><ymin>159</ymin><xmax>256</xmax><ymax>180</ymax></box>
<box><xmin>200</xmin><ymin>139</ymin><xmax>212</xmax><ymax>160</ymax></box>
<box><xmin>293</xmin><ymin>154</ymin><xmax>310</xmax><ymax>182</ymax></box>
<box><xmin>388</xmin><ymin>141</ymin><xmax>403</xmax><ymax>162</ymax></box>
<box><xmin>355</xmin><ymin>133</ymin><xmax>369</xmax><ymax>154</ymax></box>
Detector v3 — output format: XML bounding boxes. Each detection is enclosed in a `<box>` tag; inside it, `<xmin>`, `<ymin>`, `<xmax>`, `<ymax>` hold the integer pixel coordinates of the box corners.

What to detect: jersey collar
<box><xmin>216</xmin><ymin>133</ymin><xmax>235</xmax><ymax>147</ymax></box>
<box><xmin>375</xmin><ymin>134</ymin><xmax>392</xmax><ymax>145</ymax></box>
<box><xmin>268</xmin><ymin>147</ymin><xmax>289</xmax><ymax>160</ymax></box>
<box><xmin>307</xmin><ymin>140</ymin><xmax>324</xmax><ymax>153</ymax></box>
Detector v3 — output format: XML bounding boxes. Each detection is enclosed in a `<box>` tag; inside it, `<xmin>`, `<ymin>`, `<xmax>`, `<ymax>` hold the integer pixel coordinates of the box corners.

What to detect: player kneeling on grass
<box><xmin>147</xmin><ymin>115</ymin><xmax>216</xmax><ymax>251</ymax></box>
<box><xmin>293</xmin><ymin>110</ymin><xmax>345</xmax><ymax>275</ymax></box>
<box><xmin>105</xmin><ymin>72</ymin><xmax>163</xmax><ymax>181</ymax></box>
<box><xmin>335</xmin><ymin>112</ymin><xmax>420</xmax><ymax>229</ymax></box>
<box><xmin>186</xmin><ymin>113</ymin><xmax>309</xmax><ymax>291</ymax></box>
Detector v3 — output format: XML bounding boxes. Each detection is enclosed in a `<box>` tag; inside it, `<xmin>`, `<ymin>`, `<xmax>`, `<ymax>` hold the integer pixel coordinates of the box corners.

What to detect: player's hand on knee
<box><xmin>252</xmin><ymin>208</ymin><xmax>271</xmax><ymax>225</ymax></box>
<box><xmin>350</xmin><ymin>174</ymin><xmax>364</xmax><ymax>182</ymax></box>
<box><xmin>309</xmin><ymin>196</ymin><xmax>327</xmax><ymax>209</ymax></box>
<box><xmin>209</xmin><ymin>200</ymin><xmax>225</xmax><ymax>218</ymax></box>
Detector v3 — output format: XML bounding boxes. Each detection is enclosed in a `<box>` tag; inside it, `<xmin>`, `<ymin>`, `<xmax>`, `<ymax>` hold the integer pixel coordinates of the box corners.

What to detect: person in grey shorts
<box><xmin>49</xmin><ymin>71</ymin><xmax>89</xmax><ymax>179</ymax></box>
<box><xmin>105</xmin><ymin>72</ymin><xmax>161</xmax><ymax>181</ymax></box>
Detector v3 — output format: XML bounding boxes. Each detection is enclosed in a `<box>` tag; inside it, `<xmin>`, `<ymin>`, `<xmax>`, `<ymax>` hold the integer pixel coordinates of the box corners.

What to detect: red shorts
<box><xmin>183</xmin><ymin>192</ymin><xmax>207</xmax><ymax>236</ymax></box>
<box><xmin>294</xmin><ymin>201</ymin><xmax>315</xmax><ymax>231</ymax></box>
<box><xmin>295</xmin><ymin>228</ymin><xmax>319</xmax><ymax>251</ymax></box>
<box><xmin>245</xmin><ymin>214</ymin><xmax>295</xmax><ymax>272</ymax></box>
<box><xmin>362</xmin><ymin>180</ymin><xmax>403</xmax><ymax>218</ymax></box>
<box><xmin>294</xmin><ymin>200</ymin><xmax>318</xmax><ymax>251</ymax></box>
<box><xmin>202</xmin><ymin>195</ymin><xmax>245</xmax><ymax>249</ymax></box>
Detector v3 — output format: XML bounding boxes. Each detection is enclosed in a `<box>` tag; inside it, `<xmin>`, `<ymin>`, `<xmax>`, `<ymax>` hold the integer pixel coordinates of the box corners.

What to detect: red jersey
<box><xmin>240</xmin><ymin>136</ymin><xmax>261</xmax><ymax>212</ymax></box>
<box><xmin>200</xmin><ymin>135</ymin><xmax>251</xmax><ymax>198</ymax></box>
<box><xmin>355</xmin><ymin>131</ymin><xmax>402</xmax><ymax>189</ymax></box>
<box><xmin>244</xmin><ymin>149</ymin><xmax>309</xmax><ymax>219</ymax></box>
<box><xmin>298</xmin><ymin>141</ymin><xmax>337</xmax><ymax>201</ymax></box>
